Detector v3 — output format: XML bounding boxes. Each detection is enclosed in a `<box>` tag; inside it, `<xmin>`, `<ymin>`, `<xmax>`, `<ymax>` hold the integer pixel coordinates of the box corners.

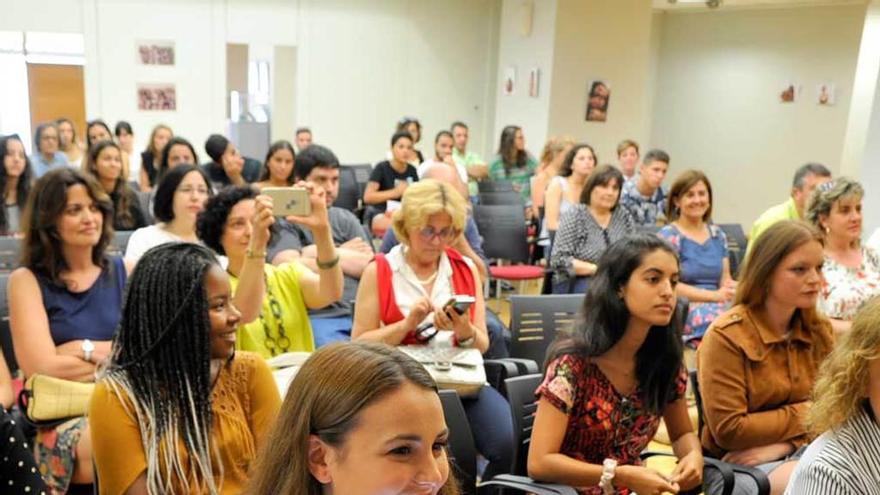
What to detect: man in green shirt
<box><xmin>749</xmin><ymin>163</ymin><xmax>832</xmax><ymax>246</ymax></box>
<box><xmin>451</xmin><ymin>121</ymin><xmax>488</xmax><ymax>203</ymax></box>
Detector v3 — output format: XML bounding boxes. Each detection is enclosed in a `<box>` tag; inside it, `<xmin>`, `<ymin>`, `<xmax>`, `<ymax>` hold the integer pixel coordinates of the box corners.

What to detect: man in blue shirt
<box><xmin>31</xmin><ymin>123</ymin><xmax>70</xmax><ymax>177</ymax></box>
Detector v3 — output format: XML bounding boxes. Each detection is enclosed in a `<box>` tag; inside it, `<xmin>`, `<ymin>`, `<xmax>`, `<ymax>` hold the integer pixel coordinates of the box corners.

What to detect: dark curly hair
<box><xmin>197</xmin><ymin>185</ymin><xmax>261</xmax><ymax>256</ymax></box>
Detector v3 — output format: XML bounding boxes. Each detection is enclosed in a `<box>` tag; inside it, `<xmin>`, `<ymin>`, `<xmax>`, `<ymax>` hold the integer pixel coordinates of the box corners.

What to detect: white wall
<box><xmin>651</xmin><ymin>4</ymin><xmax>866</xmax><ymax>226</ymax></box>
<box><xmin>493</xmin><ymin>0</ymin><xmax>558</xmax><ymax>160</ymax></box>
<box><xmin>546</xmin><ymin>0</ymin><xmax>655</xmax><ymax>164</ymax></box>
<box><xmin>3</xmin><ymin>0</ymin><xmax>502</xmax><ymax>165</ymax></box>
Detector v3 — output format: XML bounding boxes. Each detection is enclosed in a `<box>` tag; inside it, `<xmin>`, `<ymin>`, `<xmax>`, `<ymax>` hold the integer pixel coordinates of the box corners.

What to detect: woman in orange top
<box><xmin>89</xmin><ymin>241</ymin><xmax>282</xmax><ymax>494</ymax></box>
<box><xmin>697</xmin><ymin>220</ymin><xmax>835</xmax><ymax>495</ymax></box>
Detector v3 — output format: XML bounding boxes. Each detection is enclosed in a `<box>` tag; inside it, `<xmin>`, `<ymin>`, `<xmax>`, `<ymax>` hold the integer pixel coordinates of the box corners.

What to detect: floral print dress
<box><xmin>818</xmin><ymin>247</ymin><xmax>880</xmax><ymax>320</ymax></box>
<box><xmin>536</xmin><ymin>353</ymin><xmax>687</xmax><ymax>495</ymax></box>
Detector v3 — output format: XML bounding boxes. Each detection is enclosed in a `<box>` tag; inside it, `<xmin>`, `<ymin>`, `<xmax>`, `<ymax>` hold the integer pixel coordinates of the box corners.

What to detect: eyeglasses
<box><xmin>176</xmin><ymin>186</ymin><xmax>210</xmax><ymax>196</ymax></box>
<box><xmin>417</xmin><ymin>226</ymin><xmax>457</xmax><ymax>242</ymax></box>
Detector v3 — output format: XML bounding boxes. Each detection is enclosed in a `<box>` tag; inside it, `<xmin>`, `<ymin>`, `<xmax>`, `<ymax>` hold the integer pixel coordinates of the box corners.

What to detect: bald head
<box><xmin>422</xmin><ymin>163</ymin><xmax>468</xmax><ymax>201</ymax></box>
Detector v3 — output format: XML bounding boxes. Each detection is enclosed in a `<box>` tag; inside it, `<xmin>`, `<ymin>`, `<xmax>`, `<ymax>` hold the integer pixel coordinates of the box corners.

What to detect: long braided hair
<box><xmin>100</xmin><ymin>243</ymin><xmax>223</xmax><ymax>493</ymax></box>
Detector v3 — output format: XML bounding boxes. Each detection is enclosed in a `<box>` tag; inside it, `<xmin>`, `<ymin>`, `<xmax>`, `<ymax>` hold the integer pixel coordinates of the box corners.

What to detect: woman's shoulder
<box><xmin>702</xmin><ymin>305</ymin><xmax>757</xmax><ymax>349</ymax></box>
<box><xmin>228</xmin><ymin>351</ymin><xmax>274</xmax><ymax>386</ymax></box>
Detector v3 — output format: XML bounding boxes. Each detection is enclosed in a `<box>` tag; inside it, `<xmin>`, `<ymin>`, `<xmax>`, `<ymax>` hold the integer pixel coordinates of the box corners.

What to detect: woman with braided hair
<box><xmin>89</xmin><ymin>242</ymin><xmax>282</xmax><ymax>494</ymax></box>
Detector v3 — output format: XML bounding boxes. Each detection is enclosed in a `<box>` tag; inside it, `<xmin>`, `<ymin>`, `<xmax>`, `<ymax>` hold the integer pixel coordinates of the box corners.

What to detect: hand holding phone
<box><xmin>262</xmin><ymin>187</ymin><xmax>312</xmax><ymax>217</ymax></box>
<box><xmin>443</xmin><ymin>295</ymin><xmax>476</xmax><ymax>316</ymax></box>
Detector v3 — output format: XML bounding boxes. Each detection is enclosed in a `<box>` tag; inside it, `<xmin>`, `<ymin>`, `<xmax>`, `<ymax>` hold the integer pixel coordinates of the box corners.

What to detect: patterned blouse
<box><xmin>536</xmin><ymin>353</ymin><xmax>688</xmax><ymax>495</ymax></box>
<box><xmin>818</xmin><ymin>247</ymin><xmax>880</xmax><ymax>320</ymax></box>
<box><xmin>550</xmin><ymin>204</ymin><xmax>635</xmax><ymax>286</ymax></box>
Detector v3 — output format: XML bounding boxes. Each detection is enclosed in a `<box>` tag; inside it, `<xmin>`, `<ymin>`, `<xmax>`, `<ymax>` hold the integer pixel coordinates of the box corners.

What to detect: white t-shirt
<box><xmin>417</xmin><ymin>159</ymin><xmax>469</xmax><ymax>185</ymax></box>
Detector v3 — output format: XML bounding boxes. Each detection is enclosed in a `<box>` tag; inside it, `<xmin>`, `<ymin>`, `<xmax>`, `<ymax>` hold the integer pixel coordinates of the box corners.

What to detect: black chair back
<box><xmin>504</xmin><ymin>374</ymin><xmax>543</xmax><ymax>476</ymax></box>
<box><xmin>474</xmin><ymin>205</ymin><xmax>530</xmax><ymax>263</ymax></box>
<box><xmin>0</xmin><ymin>272</ymin><xmax>16</xmax><ymax>375</ymax></box>
<box><xmin>718</xmin><ymin>223</ymin><xmax>747</xmax><ymax>277</ymax></box>
<box><xmin>345</xmin><ymin>163</ymin><xmax>373</xmax><ymax>198</ymax></box>
<box><xmin>509</xmin><ymin>295</ymin><xmax>583</xmax><ymax>368</ymax></box>
<box><xmin>478</xmin><ymin>180</ymin><xmax>515</xmax><ymax>193</ymax></box>
<box><xmin>0</xmin><ymin>236</ymin><xmax>20</xmax><ymax>272</ymax></box>
<box><xmin>479</xmin><ymin>191</ymin><xmax>523</xmax><ymax>206</ymax></box>
<box><xmin>438</xmin><ymin>390</ymin><xmax>478</xmax><ymax>495</ymax></box>
<box><xmin>334</xmin><ymin>166</ymin><xmax>361</xmax><ymax>214</ymax></box>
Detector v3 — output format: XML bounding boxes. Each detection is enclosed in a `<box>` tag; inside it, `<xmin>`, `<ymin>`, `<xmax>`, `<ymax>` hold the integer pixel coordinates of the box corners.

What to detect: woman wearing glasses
<box><xmin>197</xmin><ymin>185</ymin><xmax>343</xmax><ymax>356</ymax></box>
<box><xmin>353</xmin><ymin>179</ymin><xmax>514</xmax><ymax>483</ymax></box>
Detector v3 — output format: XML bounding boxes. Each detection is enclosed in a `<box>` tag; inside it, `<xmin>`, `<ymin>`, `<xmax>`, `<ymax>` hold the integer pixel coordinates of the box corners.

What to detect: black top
<box><xmin>368</xmin><ymin>160</ymin><xmax>419</xmax><ymax>212</ymax></box>
<box><xmin>201</xmin><ymin>157</ymin><xmax>262</xmax><ymax>189</ymax></box>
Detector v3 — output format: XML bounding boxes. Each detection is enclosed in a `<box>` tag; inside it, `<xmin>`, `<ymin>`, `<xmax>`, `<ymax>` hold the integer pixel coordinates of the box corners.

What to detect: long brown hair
<box><xmin>246</xmin><ymin>342</ymin><xmax>460</xmax><ymax>495</ymax></box>
<box><xmin>84</xmin><ymin>140</ymin><xmax>138</xmax><ymax>229</ymax></box>
<box><xmin>21</xmin><ymin>167</ymin><xmax>114</xmax><ymax>287</ymax></box>
<box><xmin>735</xmin><ymin>220</ymin><xmax>826</xmax><ymax>328</ymax></box>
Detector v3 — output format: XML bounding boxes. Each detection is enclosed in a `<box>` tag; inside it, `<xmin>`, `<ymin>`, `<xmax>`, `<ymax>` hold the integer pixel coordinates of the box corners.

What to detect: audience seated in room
<box><xmin>31</xmin><ymin>122</ymin><xmax>70</xmax><ymax>178</ymax></box>
<box><xmin>114</xmin><ymin>120</ymin><xmax>141</xmax><ymax>188</ymax></box>
<box><xmin>9</xmin><ymin>168</ymin><xmax>126</xmax><ymax>491</ymax></box>
<box><xmin>616</xmin><ymin>139</ymin><xmax>640</xmax><ymax>181</ymax></box>
<box><xmin>124</xmin><ymin>164</ymin><xmax>212</xmax><ymax>263</ymax></box>
<box><xmin>89</xmin><ymin>243</ymin><xmax>281</xmax><ymax>494</ymax></box>
<box><xmin>363</xmin><ymin>130</ymin><xmax>419</xmax><ymax>234</ymax></box>
<box><xmin>155</xmin><ymin>136</ymin><xmax>199</xmax><ymax>183</ymax></box>
<box><xmin>352</xmin><ymin>179</ymin><xmax>515</xmax><ymax>481</ymax></box>
<box><xmin>451</xmin><ymin>121</ymin><xmax>488</xmax><ymax>204</ymax></box>
<box><xmin>805</xmin><ymin>177</ymin><xmax>880</xmax><ymax>335</ymax></box>
<box><xmin>550</xmin><ymin>164</ymin><xmax>635</xmax><ymax>294</ymax></box>
<box><xmin>0</xmin><ymin>134</ymin><xmax>33</xmax><ymax>235</ymax></box>
<box><xmin>489</xmin><ymin>125</ymin><xmax>538</xmax><ymax>206</ymax></box>
<box><xmin>139</xmin><ymin>124</ymin><xmax>173</xmax><ymax>191</ymax></box>
<box><xmin>395</xmin><ymin>116</ymin><xmax>424</xmax><ymax>164</ymax></box>
<box><xmin>83</xmin><ymin>140</ymin><xmax>148</xmax><ymax>231</ymax></box>
<box><xmin>247</xmin><ymin>341</ymin><xmax>458</xmax><ymax>494</ymax></box>
<box><xmin>263</xmin><ymin>144</ymin><xmax>368</xmax><ymax>344</ymax></box>
<box><xmin>659</xmin><ymin>170</ymin><xmax>735</xmax><ymax>342</ymax></box>
<box><xmin>620</xmin><ymin>148</ymin><xmax>670</xmax><ymax>227</ymax></box>
<box><xmin>380</xmin><ymin>163</ymin><xmax>511</xmax><ymax>359</ymax></box>
<box><xmin>785</xmin><ymin>295</ymin><xmax>880</xmax><ymax>495</ymax></box>
<box><xmin>749</xmin><ymin>163</ymin><xmax>832</xmax><ymax>248</ymax></box>
<box><xmin>417</xmin><ymin>130</ymin><xmax>469</xmax><ymax>186</ymax></box>
<box><xmin>254</xmin><ymin>140</ymin><xmax>296</xmax><ymax>190</ymax></box>
<box><xmin>198</xmin><ymin>184</ymin><xmax>343</xmax><ymax>357</ymax></box>
<box><xmin>202</xmin><ymin>134</ymin><xmax>261</xmax><ymax>188</ymax></box>
<box><xmin>56</xmin><ymin>117</ymin><xmax>84</xmax><ymax>169</ymax></box>
<box><xmin>531</xmin><ymin>136</ymin><xmax>573</xmax><ymax>219</ymax></box>
<box><xmin>697</xmin><ymin>220</ymin><xmax>835</xmax><ymax>495</ymax></box>
<box><xmin>543</xmin><ymin>143</ymin><xmax>597</xmax><ymax>239</ymax></box>
<box><xmin>529</xmin><ymin>233</ymin><xmax>703</xmax><ymax>495</ymax></box>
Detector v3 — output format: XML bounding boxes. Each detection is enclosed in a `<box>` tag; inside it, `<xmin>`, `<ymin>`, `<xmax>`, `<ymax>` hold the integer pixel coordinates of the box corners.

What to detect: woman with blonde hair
<box><xmin>785</xmin><ymin>296</ymin><xmax>880</xmax><ymax>494</ymax></box>
<box><xmin>353</xmin><ymin>179</ymin><xmax>514</xmax><ymax>481</ymax></box>
<box><xmin>805</xmin><ymin>177</ymin><xmax>880</xmax><ymax>334</ymax></box>
<box><xmin>531</xmin><ymin>136</ymin><xmax>573</xmax><ymax>217</ymax></box>
<box><xmin>697</xmin><ymin>220</ymin><xmax>835</xmax><ymax>495</ymax></box>
<box><xmin>247</xmin><ymin>341</ymin><xmax>459</xmax><ymax>495</ymax></box>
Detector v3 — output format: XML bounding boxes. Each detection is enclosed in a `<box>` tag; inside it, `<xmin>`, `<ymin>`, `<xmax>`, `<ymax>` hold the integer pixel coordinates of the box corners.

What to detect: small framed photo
<box><xmin>817</xmin><ymin>83</ymin><xmax>836</xmax><ymax>106</ymax></box>
<box><xmin>779</xmin><ymin>82</ymin><xmax>800</xmax><ymax>103</ymax></box>
<box><xmin>136</xmin><ymin>40</ymin><xmax>175</xmax><ymax>66</ymax></box>
<box><xmin>585</xmin><ymin>80</ymin><xmax>610</xmax><ymax>122</ymax></box>
<box><xmin>503</xmin><ymin>66</ymin><xmax>516</xmax><ymax>96</ymax></box>
<box><xmin>528</xmin><ymin>67</ymin><xmax>540</xmax><ymax>98</ymax></box>
<box><xmin>137</xmin><ymin>83</ymin><xmax>176</xmax><ymax>111</ymax></box>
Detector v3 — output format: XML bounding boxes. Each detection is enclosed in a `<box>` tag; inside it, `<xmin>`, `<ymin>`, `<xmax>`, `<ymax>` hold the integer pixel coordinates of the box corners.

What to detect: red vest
<box><xmin>375</xmin><ymin>247</ymin><xmax>476</xmax><ymax>346</ymax></box>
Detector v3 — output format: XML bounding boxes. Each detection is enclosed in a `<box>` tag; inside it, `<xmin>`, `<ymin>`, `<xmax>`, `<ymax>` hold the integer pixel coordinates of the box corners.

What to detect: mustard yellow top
<box><xmin>89</xmin><ymin>352</ymin><xmax>282</xmax><ymax>495</ymax></box>
<box><xmin>230</xmin><ymin>262</ymin><xmax>315</xmax><ymax>358</ymax></box>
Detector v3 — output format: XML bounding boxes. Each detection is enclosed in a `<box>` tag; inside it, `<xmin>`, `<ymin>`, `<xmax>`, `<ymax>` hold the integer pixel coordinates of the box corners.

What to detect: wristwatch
<box><xmin>81</xmin><ymin>339</ymin><xmax>95</xmax><ymax>363</ymax></box>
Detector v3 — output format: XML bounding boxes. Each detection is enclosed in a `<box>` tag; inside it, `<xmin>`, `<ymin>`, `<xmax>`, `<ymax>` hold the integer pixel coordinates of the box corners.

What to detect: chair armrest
<box><xmin>729</xmin><ymin>463</ymin><xmax>770</xmax><ymax>495</ymax></box>
<box><xmin>484</xmin><ymin>359</ymin><xmax>520</xmax><ymax>392</ymax></box>
<box><xmin>501</xmin><ymin>358</ymin><xmax>541</xmax><ymax>375</ymax></box>
<box><xmin>480</xmin><ymin>474</ymin><xmax>578</xmax><ymax>495</ymax></box>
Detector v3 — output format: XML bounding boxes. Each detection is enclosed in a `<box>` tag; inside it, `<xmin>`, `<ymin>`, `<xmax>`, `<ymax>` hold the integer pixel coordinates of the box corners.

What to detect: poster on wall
<box><xmin>585</xmin><ymin>80</ymin><xmax>610</xmax><ymax>122</ymax></box>
<box><xmin>137</xmin><ymin>83</ymin><xmax>177</xmax><ymax>111</ymax></box>
<box><xmin>503</xmin><ymin>67</ymin><xmax>516</xmax><ymax>96</ymax></box>
<box><xmin>528</xmin><ymin>68</ymin><xmax>540</xmax><ymax>98</ymax></box>
<box><xmin>779</xmin><ymin>82</ymin><xmax>800</xmax><ymax>103</ymax></box>
<box><xmin>817</xmin><ymin>83</ymin><xmax>836</xmax><ymax>106</ymax></box>
<box><xmin>136</xmin><ymin>40</ymin><xmax>175</xmax><ymax>66</ymax></box>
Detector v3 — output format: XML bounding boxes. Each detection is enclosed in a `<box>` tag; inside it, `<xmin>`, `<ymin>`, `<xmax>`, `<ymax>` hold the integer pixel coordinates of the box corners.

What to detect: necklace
<box><xmin>256</xmin><ymin>272</ymin><xmax>292</xmax><ymax>356</ymax></box>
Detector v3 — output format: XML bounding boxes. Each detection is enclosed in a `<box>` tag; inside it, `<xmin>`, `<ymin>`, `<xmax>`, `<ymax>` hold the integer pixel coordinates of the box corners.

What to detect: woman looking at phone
<box><xmin>198</xmin><ymin>184</ymin><xmax>343</xmax><ymax>356</ymax></box>
<box><xmin>352</xmin><ymin>179</ymin><xmax>515</xmax><ymax>483</ymax></box>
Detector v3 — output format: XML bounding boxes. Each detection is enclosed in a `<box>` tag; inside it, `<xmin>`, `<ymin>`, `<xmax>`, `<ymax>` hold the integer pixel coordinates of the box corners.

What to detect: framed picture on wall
<box><xmin>503</xmin><ymin>66</ymin><xmax>516</xmax><ymax>96</ymax></box>
<box><xmin>137</xmin><ymin>83</ymin><xmax>176</xmax><ymax>111</ymax></box>
<box><xmin>528</xmin><ymin>67</ymin><xmax>540</xmax><ymax>98</ymax></box>
<box><xmin>817</xmin><ymin>83</ymin><xmax>836</xmax><ymax>106</ymax></box>
<box><xmin>136</xmin><ymin>40</ymin><xmax>175</xmax><ymax>66</ymax></box>
<box><xmin>779</xmin><ymin>82</ymin><xmax>800</xmax><ymax>103</ymax></box>
<box><xmin>585</xmin><ymin>80</ymin><xmax>610</xmax><ymax>122</ymax></box>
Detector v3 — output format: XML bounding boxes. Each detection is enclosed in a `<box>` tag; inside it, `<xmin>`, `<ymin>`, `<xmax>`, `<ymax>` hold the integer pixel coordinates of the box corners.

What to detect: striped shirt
<box><xmin>784</xmin><ymin>402</ymin><xmax>880</xmax><ymax>495</ymax></box>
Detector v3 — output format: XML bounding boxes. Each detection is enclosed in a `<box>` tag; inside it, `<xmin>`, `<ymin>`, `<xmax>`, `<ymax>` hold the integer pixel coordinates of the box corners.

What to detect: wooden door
<box><xmin>27</xmin><ymin>63</ymin><xmax>86</xmax><ymax>140</ymax></box>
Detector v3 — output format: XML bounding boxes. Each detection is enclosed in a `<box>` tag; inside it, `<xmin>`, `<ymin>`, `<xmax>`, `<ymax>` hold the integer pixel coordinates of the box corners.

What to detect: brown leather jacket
<box><xmin>696</xmin><ymin>304</ymin><xmax>834</xmax><ymax>458</ymax></box>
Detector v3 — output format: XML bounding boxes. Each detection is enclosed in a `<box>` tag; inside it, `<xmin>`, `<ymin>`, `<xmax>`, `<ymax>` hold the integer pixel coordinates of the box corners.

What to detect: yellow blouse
<box><xmin>89</xmin><ymin>352</ymin><xmax>282</xmax><ymax>494</ymax></box>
